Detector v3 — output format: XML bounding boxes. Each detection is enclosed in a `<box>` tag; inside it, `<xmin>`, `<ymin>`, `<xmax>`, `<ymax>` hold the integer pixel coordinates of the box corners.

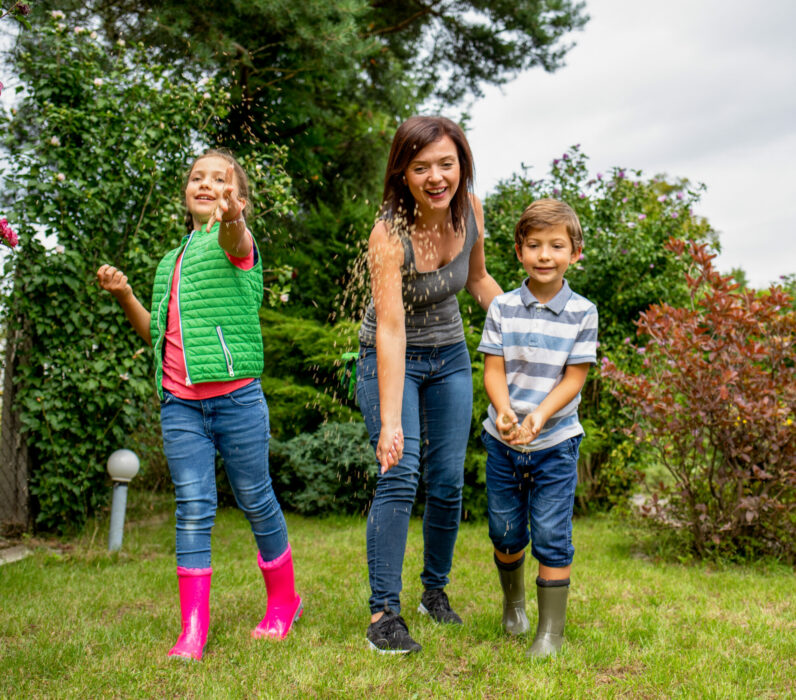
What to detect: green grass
<box><xmin>1</xmin><ymin>497</ymin><xmax>794</xmax><ymax>699</ymax></box>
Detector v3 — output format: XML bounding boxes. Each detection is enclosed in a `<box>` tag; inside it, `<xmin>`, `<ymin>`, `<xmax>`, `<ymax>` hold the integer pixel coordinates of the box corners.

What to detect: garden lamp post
<box><xmin>107</xmin><ymin>449</ymin><xmax>139</xmax><ymax>552</ymax></box>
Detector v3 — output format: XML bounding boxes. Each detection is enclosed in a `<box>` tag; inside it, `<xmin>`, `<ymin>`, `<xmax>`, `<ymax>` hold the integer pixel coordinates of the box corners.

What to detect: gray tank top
<box><xmin>358</xmin><ymin>208</ymin><xmax>479</xmax><ymax>347</ymax></box>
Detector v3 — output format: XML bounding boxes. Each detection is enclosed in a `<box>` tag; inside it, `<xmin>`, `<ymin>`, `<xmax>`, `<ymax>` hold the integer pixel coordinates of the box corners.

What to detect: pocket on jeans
<box><xmin>227</xmin><ymin>383</ymin><xmax>263</xmax><ymax>407</ymax></box>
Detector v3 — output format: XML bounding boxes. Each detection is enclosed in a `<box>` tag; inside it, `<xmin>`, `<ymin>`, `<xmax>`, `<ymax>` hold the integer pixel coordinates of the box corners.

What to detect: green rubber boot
<box><xmin>527</xmin><ymin>578</ymin><xmax>569</xmax><ymax>658</ymax></box>
<box><xmin>495</xmin><ymin>554</ymin><xmax>530</xmax><ymax>636</ymax></box>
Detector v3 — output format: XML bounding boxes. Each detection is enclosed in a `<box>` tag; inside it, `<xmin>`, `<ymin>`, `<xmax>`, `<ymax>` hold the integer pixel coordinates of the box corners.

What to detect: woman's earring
<box><xmin>402</xmin><ymin>176</ymin><xmax>407</xmax><ymax>185</ymax></box>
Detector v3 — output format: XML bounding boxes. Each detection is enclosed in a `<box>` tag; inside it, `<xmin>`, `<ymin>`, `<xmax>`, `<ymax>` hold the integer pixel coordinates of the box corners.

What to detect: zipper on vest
<box><xmin>177</xmin><ymin>232</ymin><xmax>195</xmax><ymax>386</ymax></box>
<box><xmin>216</xmin><ymin>326</ymin><xmax>235</xmax><ymax>377</ymax></box>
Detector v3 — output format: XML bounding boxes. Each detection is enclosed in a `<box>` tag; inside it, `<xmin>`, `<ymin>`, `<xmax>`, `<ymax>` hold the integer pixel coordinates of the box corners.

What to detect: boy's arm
<box><xmin>483</xmin><ymin>354</ymin><xmax>520</xmax><ymax>439</ymax></box>
<box><xmin>509</xmin><ymin>363</ymin><xmax>591</xmax><ymax>445</ymax></box>
<box><xmin>97</xmin><ymin>265</ymin><xmax>152</xmax><ymax>346</ymax></box>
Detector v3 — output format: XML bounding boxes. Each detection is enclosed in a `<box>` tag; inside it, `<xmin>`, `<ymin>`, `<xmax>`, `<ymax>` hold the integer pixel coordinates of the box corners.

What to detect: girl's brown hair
<box><xmin>181</xmin><ymin>148</ymin><xmax>251</xmax><ymax>234</ymax></box>
<box><xmin>381</xmin><ymin>116</ymin><xmax>474</xmax><ymax>233</ymax></box>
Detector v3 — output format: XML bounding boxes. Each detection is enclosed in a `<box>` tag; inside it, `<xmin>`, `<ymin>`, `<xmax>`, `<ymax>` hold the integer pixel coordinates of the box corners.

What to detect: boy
<box><xmin>478</xmin><ymin>198</ymin><xmax>597</xmax><ymax>657</ymax></box>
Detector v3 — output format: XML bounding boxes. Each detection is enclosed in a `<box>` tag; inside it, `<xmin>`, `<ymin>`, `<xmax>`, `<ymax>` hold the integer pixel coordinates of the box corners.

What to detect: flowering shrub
<box><xmin>0</xmin><ymin>12</ymin><xmax>295</xmax><ymax>531</ymax></box>
<box><xmin>602</xmin><ymin>240</ymin><xmax>796</xmax><ymax>561</ymax></box>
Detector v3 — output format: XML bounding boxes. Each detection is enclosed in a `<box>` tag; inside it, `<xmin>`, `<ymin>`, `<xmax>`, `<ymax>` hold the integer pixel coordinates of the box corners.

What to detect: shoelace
<box><xmin>379</xmin><ymin>613</ymin><xmax>409</xmax><ymax>637</ymax></box>
<box><xmin>425</xmin><ymin>590</ymin><xmax>451</xmax><ymax>611</ymax></box>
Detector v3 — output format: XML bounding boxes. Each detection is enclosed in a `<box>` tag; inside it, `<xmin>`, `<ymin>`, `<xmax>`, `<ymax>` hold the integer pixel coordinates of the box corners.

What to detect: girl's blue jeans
<box><xmin>160</xmin><ymin>379</ymin><xmax>288</xmax><ymax>569</ymax></box>
<box><xmin>357</xmin><ymin>341</ymin><xmax>473</xmax><ymax>614</ymax></box>
<box><xmin>482</xmin><ymin>430</ymin><xmax>581</xmax><ymax>568</ymax></box>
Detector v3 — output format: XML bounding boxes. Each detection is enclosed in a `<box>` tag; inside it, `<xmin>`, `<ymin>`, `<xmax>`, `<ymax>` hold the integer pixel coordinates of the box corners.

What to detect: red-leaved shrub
<box><xmin>602</xmin><ymin>239</ymin><xmax>795</xmax><ymax>560</ymax></box>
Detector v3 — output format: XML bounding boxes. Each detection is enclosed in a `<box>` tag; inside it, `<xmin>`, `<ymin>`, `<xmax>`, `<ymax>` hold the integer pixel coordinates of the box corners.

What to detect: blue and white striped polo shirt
<box><xmin>478</xmin><ymin>279</ymin><xmax>598</xmax><ymax>452</ymax></box>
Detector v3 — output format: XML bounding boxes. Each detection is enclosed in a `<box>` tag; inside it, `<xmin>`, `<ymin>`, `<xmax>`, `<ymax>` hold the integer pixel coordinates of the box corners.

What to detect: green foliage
<box><xmin>0</xmin><ymin>13</ymin><xmax>295</xmax><ymax>530</ymax></box>
<box><xmin>478</xmin><ymin>146</ymin><xmax>717</xmax><ymax>512</ymax></box>
<box><xmin>29</xmin><ymin>0</ymin><xmax>588</xmax><ymax>318</ymax></box>
<box><xmin>260</xmin><ymin>308</ymin><xmax>359</xmax><ymax>439</ymax></box>
<box><xmin>603</xmin><ymin>241</ymin><xmax>796</xmax><ymax>561</ymax></box>
<box><xmin>270</xmin><ymin>421</ymin><xmax>377</xmax><ymax>516</ymax></box>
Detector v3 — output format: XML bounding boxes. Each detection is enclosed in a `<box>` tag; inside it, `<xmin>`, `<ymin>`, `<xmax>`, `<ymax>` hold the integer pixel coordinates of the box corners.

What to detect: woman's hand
<box><xmin>376</xmin><ymin>425</ymin><xmax>404</xmax><ymax>474</ymax></box>
<box><xmin>205</xmin><ymin>164</ymin><xmax>246</xmax><ymax>232</ymax></box>
<box><xmin>97</xmin><ymin>264</ymin><xmax>132</xmax><ymax>301</ymax></box>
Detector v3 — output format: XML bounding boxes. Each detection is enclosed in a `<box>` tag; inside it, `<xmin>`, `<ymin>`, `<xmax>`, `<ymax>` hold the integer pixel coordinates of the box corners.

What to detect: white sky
<box><xmin>468</xmin><ymin>0</ymin><xmax>796</xmax><ymax>289</ymax></box>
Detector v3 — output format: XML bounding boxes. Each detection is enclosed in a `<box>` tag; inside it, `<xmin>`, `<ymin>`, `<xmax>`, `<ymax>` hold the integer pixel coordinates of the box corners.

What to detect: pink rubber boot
<box><xmin>168</xmin><ymin>566</ymin><xmax>212</xmax><ymax>661</ymax></box>
<box><xmin>252</xmin><ymin>545</ymin><xmax>303</xmax><ymax>640</ymax></box>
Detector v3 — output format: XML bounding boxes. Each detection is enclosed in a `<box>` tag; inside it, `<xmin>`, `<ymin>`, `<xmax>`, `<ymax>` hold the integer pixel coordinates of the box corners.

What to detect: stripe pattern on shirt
<box><xmin>478</xmin><ymin>279</ymin><xmax>598</xmax><ymax>452</ymax></box>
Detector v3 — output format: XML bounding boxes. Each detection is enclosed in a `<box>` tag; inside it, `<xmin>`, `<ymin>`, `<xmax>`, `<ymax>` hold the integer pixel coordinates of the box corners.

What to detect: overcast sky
<box><xmin>468</xmin><ymin>0</ymin><xmax>796</xmax><ymax>289</ymax></box>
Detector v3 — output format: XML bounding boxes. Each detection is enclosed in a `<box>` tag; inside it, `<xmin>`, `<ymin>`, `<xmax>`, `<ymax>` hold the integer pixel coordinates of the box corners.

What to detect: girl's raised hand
<box><xmin>97</xmin><ymin>264</ymin><xmax>132</xmax><ymax>301</ymax></box>
<box><xmin>205</xmin><ymin>164</ymin><xmax>246</xmax><ymax>232</ymax></box>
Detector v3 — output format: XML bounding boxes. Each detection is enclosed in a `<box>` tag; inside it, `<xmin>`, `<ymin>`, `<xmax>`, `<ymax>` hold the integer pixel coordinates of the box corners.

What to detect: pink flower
<box><xmin>552</xmin><ymin>187</ymin><xmax>561</xmax><ymax>196</ymax></box>
<box><xmin>597</xmin><ymin>172</ymin><xmax>603</xmax><ymax>180</ymax></box>
<box><xmin>638</xmin><ymin>214</ymin><xmax>646</xmax><ymax>221</ymax></box>
<box><xmin>676</xmin><ymin>192</ymin><xmax>684</xmax><ymax>200</ymax></box>
<box><xmin>657</xmin><ymin>195</ymin><xmax>667</xmax><ymax>203</ymax></box>
<box><xmin>623</xmin><ymin>337</ymin><xmax>631</xmax><ymax>345</ymax></box>
<box><xmin>279</xmin><ymin>293</ymin><xmax>290</xmax><ymax>303</ymax></box>
<box><xmin>1</xmin><ymin>217</ymin><xmax>19</xmax><ymax>248</ymax></box>
<box><xmin>0</xmin><ymin>81</ymin><xmax>3</xmax><ymax>96</ymax></box>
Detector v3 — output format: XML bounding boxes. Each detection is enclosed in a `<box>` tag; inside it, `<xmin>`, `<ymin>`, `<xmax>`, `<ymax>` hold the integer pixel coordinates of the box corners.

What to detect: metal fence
<box><xmin>0</xmin><ymin>328</ymin><xmax>30</xmax><ymax>534</ymax></box>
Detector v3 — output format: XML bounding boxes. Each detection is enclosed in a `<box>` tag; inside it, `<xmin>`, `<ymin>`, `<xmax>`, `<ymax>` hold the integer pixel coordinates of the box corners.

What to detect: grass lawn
<box><xmin>1</xmin><ymin>497</ymin><xmax>794</xmax><ymax>699</ymax></box>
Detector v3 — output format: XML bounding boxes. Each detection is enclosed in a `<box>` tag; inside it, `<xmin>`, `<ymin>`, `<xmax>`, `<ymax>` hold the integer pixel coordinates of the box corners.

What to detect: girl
<box><xmin>358</xmin><ymin>116</ymin><xmax>502</xmax><ymax>653</ymax></box>
<box><xmin>97</xmin><ymin>149</ymin><xmax>302</xmax><ymax>661</ymax></box>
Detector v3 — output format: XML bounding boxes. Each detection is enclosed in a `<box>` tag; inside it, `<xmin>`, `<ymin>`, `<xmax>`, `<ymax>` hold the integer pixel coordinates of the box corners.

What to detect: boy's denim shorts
<box><xmin>481</xmin><ymin>429</ymin><xmax>581</xmax><ymax>569</ymax></box>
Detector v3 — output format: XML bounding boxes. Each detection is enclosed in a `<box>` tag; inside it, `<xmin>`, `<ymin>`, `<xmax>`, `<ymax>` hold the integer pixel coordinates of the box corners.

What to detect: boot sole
<box><xmin>251</xmin><ymin>599</ymin><xmax>303</xmax><ymax>639</ymax></box>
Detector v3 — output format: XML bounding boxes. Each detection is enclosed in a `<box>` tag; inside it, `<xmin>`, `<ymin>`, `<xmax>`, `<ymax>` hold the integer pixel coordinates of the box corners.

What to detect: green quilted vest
<box><xmin>150</xmin><ymin>223</ymin><xmax>264</xmax><ymax>398</ymax></box>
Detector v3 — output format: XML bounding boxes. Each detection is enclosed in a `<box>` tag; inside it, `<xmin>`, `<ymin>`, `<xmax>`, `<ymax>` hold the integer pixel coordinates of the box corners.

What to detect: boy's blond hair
<box><xmin>514</xmin><ymin>198</ymin><xmax>583</xmax><ymax>251</ymax></box>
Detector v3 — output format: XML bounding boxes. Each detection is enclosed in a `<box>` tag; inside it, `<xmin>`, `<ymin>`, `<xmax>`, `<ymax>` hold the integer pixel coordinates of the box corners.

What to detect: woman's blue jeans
<box><xmin>160</xmin><ymin>379</ymin><xmax>288</xmax><ymax>569</ymax></box>
<box><xmin>357</xmin><ymin>341</ymin><xmax>473</xmax><ymax>614</ymax></box>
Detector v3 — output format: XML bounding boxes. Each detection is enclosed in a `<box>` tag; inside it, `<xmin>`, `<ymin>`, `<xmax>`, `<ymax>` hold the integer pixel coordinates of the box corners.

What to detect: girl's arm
<box><xmin>465</xmin><ymin>194</ymin><xmax>502</xmax><ymax>311</ymax></box>
<box><xmin>369</xmin><ymin>220</ymin><xmax>407</xmax><ymax>473</ymax></box>
<box><xmin>209</xmin><ymin>165</ymin><xmax>253</xmax><ymax>258</ymax></box>
<box><xmin>97</xmin><ymin>264</ymin><xmax>152</xmax><ymax>346</ymax></box>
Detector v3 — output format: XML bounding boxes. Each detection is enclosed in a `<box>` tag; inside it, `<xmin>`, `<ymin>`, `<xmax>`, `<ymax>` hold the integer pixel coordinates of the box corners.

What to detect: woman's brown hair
<box><xmin>181</xmin><ymin>148</ymin><xmax>251</xmax><ymax>234</ymax></box>
<box><xmin>381</xmin><ymin>116</ymin><xmax>474</xmax><ymax>233</ymax></box>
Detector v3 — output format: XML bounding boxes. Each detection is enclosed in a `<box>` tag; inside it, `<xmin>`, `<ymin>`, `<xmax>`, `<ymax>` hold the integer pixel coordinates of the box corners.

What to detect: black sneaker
<box><xmin>366</xmin><ymin>606</ymin><xmax>422</xmax><ymax>654</ymax></box>
<box><xmin>418</xmin><ymin>589</ymin><xmax>463</xmax><ymax>625</ymax></box>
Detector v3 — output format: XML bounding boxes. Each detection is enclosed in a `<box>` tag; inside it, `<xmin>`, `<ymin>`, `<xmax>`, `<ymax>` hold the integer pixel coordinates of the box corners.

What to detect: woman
<box><xmin>357</xmin><ymin>116</ymin><xmax>502</xmax><ymax>653</ymax></box>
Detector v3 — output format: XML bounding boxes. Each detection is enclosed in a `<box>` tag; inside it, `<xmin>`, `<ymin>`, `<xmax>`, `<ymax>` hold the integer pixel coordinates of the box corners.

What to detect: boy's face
<box><xmin>515</xmin><ymin>223</ymin><xmax>580</xmax><ymax>299</ymax></box>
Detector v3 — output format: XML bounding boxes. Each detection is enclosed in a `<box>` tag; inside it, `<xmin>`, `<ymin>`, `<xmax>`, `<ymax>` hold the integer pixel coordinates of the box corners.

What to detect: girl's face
<box><xmin>185</xmin><ymin>156</ymin><xmax>239</xmax><ymax>228</ymax></box>
<box><xmin>403</xmin><ymin>135</ymin><xmax>461</xmax><ymax>219</ymax></box>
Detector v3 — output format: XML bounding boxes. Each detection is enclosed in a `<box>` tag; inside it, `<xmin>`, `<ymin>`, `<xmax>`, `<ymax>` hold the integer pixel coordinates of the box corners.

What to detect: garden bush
<box><xmin>0</xmin><ymin>12</ymin><xmax>294</xmax><ymax>530</ymax></box>
<box><xmin>602</xmin><ymin>240</ymin><xmax>796</xmax><ymax>561</ymax></box>
<box><xmin>270</xmin><ymin>421</ymin><xmax>377</xmax><ymax>517</ymax></box>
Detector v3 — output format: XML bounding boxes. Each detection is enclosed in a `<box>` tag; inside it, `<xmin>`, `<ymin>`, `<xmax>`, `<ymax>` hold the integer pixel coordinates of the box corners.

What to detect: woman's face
<box><xmin>403</xmin><ymin>135</ymin><xmax>461</xmax><ymax>217</ymax></box>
